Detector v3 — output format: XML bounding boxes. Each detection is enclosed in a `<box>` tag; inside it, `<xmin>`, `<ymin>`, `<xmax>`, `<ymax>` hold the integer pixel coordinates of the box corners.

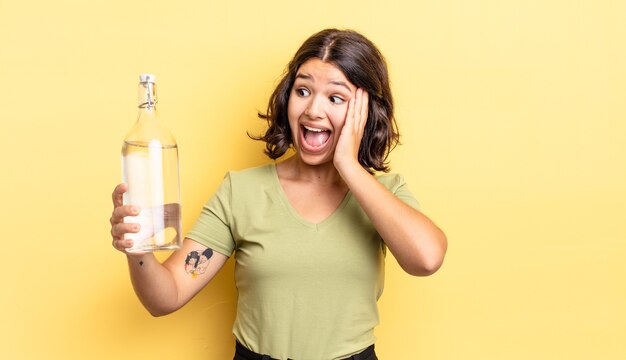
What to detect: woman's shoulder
<box><xmin>375</xmin><ymin>172</ymin><xmax>407</xmax><ymax>190</ymax></box>
<box><xmin>227</xmin><ymin>162</ymin><xmax>274</xmax><ymax>178</ymax></box>
<box><xmin>376</xmin><ymin>172</ymin><xmax>420</xmax><ymax>209</ymax></box>
<box><xmin>222</xmin><ymin>163</ymin><xmax>275</xmax><ymax>188</ymax></box>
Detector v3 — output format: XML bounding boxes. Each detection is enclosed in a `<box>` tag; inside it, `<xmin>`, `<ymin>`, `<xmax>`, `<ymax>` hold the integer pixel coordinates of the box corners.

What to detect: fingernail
<box><xmin>132</xmin><ymin>206</ymin><xmax>140</xmax><ymax>215</ymax></box>
<box><xmin>132</xmin><ymin>224</ymin><xmax>139</xmax><ymax>231</ymax></box>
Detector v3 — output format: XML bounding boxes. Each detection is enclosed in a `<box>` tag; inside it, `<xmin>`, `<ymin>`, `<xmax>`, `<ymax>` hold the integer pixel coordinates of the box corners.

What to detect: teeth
<box><xmin>303</xmin><ymin>125</ymin><xmax>327</xmax><ymax>132</ymax></box>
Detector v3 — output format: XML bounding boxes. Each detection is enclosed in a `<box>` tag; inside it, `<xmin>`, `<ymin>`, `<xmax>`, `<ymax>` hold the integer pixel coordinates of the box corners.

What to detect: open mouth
<box><xmin>301</xmin><ymin>125</ymin><xmax>331</xmax><ymax>150</ymax></box>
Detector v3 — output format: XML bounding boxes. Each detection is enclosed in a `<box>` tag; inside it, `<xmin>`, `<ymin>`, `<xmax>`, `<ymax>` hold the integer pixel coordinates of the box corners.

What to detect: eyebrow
<box><xmin>295</xmin><ymin>73</ymin><xmax>352</xmax><ymax>92</ymax></box>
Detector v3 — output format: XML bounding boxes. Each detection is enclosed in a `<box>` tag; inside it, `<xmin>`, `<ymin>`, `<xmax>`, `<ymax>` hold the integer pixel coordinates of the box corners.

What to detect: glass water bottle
<box><xmin>121</xmin><ymin>74</ymin><xmax>182</xmax><ymax>252</ymax></box>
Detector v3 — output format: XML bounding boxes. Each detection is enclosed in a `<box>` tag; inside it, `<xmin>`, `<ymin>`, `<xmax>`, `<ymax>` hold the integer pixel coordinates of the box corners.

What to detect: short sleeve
<box><xmin>377</xmin><ymin>173</ymin><xmax>421</xmax><ymax>210</ymax></box>
<box><xmin>186</xmin><ymin>173</ymin><xmax>236</xmax><ymax>257</ymax></box>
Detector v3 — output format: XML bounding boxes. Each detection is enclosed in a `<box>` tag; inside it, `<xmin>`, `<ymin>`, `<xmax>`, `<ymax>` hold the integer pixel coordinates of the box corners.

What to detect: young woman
<box><xmin>110</xmin><ymin>28</ymin><xmax>447</xmax><ymax>360</ymax></box>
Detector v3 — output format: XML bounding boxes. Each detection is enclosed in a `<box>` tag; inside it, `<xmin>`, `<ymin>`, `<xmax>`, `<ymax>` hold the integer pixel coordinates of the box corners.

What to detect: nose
<box><xmin>304</xmin><ymin>95</ymin><xmax>324</xmax><ymax>120</ymax></box>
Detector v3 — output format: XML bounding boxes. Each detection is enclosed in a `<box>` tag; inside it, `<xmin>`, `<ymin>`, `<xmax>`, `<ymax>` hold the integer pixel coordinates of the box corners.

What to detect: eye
<box><xmin>330</xmin><ymin>95</ymin><xmax>345</xmax><ymax>104</ymax></box>
<box><xmin>295</xmin><ymin>88</ymin><xmax>310</xmax><ymax>97</ymax></box>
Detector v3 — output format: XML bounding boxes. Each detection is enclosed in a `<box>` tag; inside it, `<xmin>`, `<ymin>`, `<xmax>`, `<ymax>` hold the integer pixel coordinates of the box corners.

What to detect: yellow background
<box><xmin>1</xmin><ymin>0</ymin><xmax>624</xmax><ymax>359</ymax></box>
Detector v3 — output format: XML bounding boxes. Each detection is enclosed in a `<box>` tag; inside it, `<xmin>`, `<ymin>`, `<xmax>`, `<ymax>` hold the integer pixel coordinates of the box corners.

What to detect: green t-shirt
<box><xmin>187</xmin><ymin>163</ymin><xmax>419</xmax><ymax>360</ymax></box>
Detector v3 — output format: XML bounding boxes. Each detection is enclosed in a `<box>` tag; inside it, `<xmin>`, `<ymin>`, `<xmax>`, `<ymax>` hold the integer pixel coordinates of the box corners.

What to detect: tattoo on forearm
<box><xmin>184</xmin><ymin>248</ymin><xmax>213</xmax><ymax>279</ymax></box>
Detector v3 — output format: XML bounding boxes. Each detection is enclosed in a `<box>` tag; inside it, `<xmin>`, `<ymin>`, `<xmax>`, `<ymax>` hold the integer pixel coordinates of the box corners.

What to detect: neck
<box><xmin>278</xmin><ymin>155</ymin><xmax>344</xmax><ymax>185</ymax></box>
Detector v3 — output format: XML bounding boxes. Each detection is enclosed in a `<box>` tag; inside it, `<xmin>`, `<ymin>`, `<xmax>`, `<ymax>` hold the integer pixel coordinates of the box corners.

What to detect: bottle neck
<box><xmin>125</xmin><ymin>76</ymin><xmax>176</xmax><ymax>146</ymax></box>
<box><xmin>138</xmin><ymin>81</ymin><xmax>157</xmax><ymax>107</ymax></box>
<box><xmin>137</xmin><ymin>81</ymin><xmax>158</xmax><ymax>121</ymax></box>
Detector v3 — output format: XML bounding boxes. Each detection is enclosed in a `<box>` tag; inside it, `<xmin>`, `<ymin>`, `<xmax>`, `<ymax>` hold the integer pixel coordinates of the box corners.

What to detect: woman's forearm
<box><xmin>126</xmin><ymin>253</ymin><xmax>179</xmax><ymax>316</ymax></box>
<box><xmin>339</xmin><ymin>163</ymin><xmax>447</xmax><ymax>276</ymax></box>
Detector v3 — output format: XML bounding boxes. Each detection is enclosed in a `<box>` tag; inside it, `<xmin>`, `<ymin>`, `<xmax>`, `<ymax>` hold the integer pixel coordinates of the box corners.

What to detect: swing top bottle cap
<box><xmin>139</xmin><ymin>74</ymin><xmax>156</xmax><ymax>83</ymax></box>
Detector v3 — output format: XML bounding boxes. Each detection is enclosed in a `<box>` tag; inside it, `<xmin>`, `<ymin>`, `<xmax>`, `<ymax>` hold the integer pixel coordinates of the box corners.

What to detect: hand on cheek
<box><xmin>334</xmin><ymin>88</ymin><xmax>369</xmax><ymax>172</ymax></box>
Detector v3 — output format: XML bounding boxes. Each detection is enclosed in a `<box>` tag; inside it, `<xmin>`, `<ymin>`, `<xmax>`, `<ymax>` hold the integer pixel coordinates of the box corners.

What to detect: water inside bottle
<box><xmin>122</xmin><ymin>140</ymin><xmax>182</xmax><ymax>252</ymax></box>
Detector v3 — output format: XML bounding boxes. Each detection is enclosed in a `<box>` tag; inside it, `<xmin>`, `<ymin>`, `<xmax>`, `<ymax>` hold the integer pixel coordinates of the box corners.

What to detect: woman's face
<box><xmin>287</xmin><ymin>58</ymin><xmax>357</xmax><ymax>166</ymax></box>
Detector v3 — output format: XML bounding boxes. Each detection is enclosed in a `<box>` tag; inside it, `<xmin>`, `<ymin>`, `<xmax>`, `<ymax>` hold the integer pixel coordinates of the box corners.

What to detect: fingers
<box><xmin>112</xmin><ymin>183</ymin><xmax>128</xmax><ymax>208</ymax></box>
<box><xmin>111</xmin><ymin>220</ymin><xmax>139</xmax><ymax>252</ymax></box>
<box><xmin>335</xmin><ymin>89</ymin><xmax>370</xmax><ymax>169</ymax></box>
<box><xmin>359</xmin><ymin>91</ymin><xmax>369</xmax><ymax>127</ymax></box>
<box><xmin>110</xmin><ymin>204</ymin><xmax>141</xmax><ymax>226</ymax></box>
<box><xmin>111</xmin><ymin>221</ymin><xmax>141</xmax><ymax>237</ymax></box>
<box><xmin>109</xmin><ymin>203</ymin><xmax>141</xmax><ymax>254</ymax></box>
<box><xmin>110</xmin><ymin>183</ymin><xmax>141</xmax><ymax>253</ymax></box>
<box><xmin>111</xmin><ymin>218</ymin><xmax>141</xmax><ymax>252</ymax></box>
<box><xmin>352</xmin><ymin>88</ymin><xmax>369</xmax><ymax>132</ymax></box>
<box><xmin>346</xmin><ymin>94</ymin><xmax>356</xmax><ymax>127</ymax></box>
<box><xmin>346</xmin><ymin>88</ymin><xmax>369</xmax><ymax>129</ymax></box>
<box><xmin>112</xmin><ymin>237</ymin><xmax>134</xmax><ymax>252</ymax></box>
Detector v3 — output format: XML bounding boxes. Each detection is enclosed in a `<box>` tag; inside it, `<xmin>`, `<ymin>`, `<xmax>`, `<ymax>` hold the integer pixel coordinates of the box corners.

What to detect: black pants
<box><xmin>234</xmin><ymin>341</ymin><xmax>378</xmax><ymax>360</ymax></box>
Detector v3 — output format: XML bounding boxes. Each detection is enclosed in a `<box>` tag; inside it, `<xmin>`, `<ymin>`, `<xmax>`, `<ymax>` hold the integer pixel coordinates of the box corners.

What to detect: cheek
<box><xmin>330</xmin><ymin>108</ymin><xmax>348</xmax><ymax>131</ymax></box>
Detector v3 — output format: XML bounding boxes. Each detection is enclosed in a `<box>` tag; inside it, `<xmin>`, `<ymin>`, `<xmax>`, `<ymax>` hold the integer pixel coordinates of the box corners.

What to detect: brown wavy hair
<box><xmin>252</xmin><ymin>28</ymin><xmax>400</xmax><ymax>173</ymax></box>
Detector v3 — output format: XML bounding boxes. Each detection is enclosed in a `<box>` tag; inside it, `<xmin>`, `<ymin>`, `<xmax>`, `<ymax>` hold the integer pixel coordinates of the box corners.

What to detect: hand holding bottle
<box><xmin>110</xmin><ymin>183</ymin><xmax>141</xmax><ymax>253</ymax></box>
<box><xmin>110</xmin><ymin>183</ymin><xmax>182</xmax><ymax>253</ymax></box>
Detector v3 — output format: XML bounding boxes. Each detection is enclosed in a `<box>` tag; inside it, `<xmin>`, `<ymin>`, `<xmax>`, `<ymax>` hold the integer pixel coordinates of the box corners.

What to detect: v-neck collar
<box><xmin>269</xmin><ymin>163</ymin><xmax>352</xmax><ymax>231</ymax></box>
